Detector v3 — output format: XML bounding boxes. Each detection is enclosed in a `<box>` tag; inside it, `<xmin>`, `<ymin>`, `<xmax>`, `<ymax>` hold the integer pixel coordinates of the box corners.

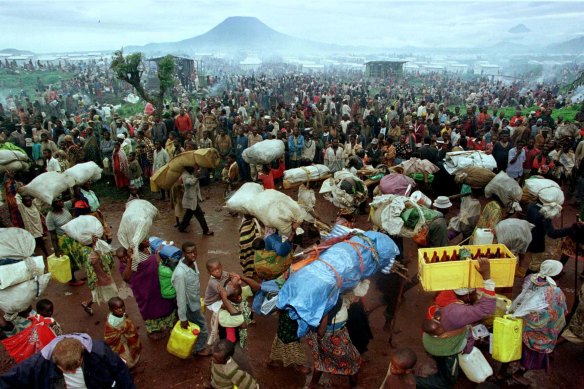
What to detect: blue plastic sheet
<box><xmin>277</xmin><ymin>231</ymin><xmax>399</xmax><ymax>337</ymax></box>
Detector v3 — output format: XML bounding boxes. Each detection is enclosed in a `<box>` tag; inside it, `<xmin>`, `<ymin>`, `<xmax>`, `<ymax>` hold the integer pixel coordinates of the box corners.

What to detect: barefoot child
<box><xmin>81</xmin><ymin>246</ymin><xmax>118</xmax><ymax>316</ymax></box>
<box><xmin>104</xmin><ymin>297</ymin><xmax>142</xmax><ymax>368</ymax></box>
<box><xmin>209</xmin><ymin>340</ymin><xmax>258</xmax><ymax>389</ymax></box>
<box><xmin>204</xmin><ymin>259</ymin><xmax>237</xmax><ymax>345</ymax></box>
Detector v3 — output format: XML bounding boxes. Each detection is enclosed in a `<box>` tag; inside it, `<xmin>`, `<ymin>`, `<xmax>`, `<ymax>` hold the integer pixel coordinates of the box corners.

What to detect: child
<box><xmin>380</xmin><ymin>347</ymin><xmax>418</xmax><ymax>389</ymax></box>
<box><xmin>127</xmin><ymin>186</ymin><xmax>140</xmax><ymax>201</ymax></box>
<box><xmin>217</xmin><ymin>275</ymin><xmax>261</xmax><ymax>375</ymax></box>
<box><xmin>222</xmin><ymin>154</ymin><xmax>239</xmax><ymax>197</ymax></box>
<box><xmin>35</xmin><ymin>299</ymin><xmax>63</xmax><ymax>336</ymax></box>
<box><xmin>127</xmin><ymin>152</ymin><xmax>144</xmax><ymax>191</ymax></box>
<box><xmin>81</xmin><ymin>247</ymin><xmax>119</xmax><ymax>316</ymax></box>
<box><xmin>104</xmin><ymin>297</ymin><xmax>142</xmax><ymax>368</ymax></box>
<box><xmin>257</xmin><ymin>164</ymin><xmax>275</xmax><ymax>189</ymax></box>
<box><xmin>204</xmin><ymin>259</ymin><xmax>237</xmax><ymax>345</ymax></box>
<box><xmin>209</xmin><ymin>340</ymin><xmax>258</xmax><ymax>389</ymax></box>
<box><xmin>15</xmin><ymin>193</ymin><xmax>49</xmax><ymax>257</ymax></box>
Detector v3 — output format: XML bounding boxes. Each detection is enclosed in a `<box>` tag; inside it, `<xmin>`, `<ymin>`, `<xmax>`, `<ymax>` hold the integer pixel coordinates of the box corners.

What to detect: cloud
<box><xmin>0</xmin><ymin>0</ymin><xmax>583</xmax><ymax>52</ymax></box>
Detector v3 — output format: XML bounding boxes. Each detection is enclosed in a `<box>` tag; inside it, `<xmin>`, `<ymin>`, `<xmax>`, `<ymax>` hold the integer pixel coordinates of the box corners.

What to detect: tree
<box><xmin>111</xmin><ymin>50</ymin><xmax>175</xmax><ymax>116</ymax></box>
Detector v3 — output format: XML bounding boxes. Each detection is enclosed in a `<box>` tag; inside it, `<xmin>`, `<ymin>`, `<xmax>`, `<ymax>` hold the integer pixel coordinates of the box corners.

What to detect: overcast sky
<box><xmin>1</xmin><ymin>0</ymin><xmax>583</xmax><ymax>53</ymax></box>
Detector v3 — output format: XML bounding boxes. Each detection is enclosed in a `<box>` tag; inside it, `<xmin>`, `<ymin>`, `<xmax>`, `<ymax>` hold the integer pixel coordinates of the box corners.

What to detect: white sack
<box><xmin>485</xmin><ymin>171</ymin><xmax>522</xmax><ymax>212</ymax></box>
<box><xmin>225</xmin><ymin>183</ymin><xmax>264</xmax><ymax>214</ymax></box>
<box><xmin>247</xmin><ymin>190</ymin><xmax>304</xmax><ymax>235</ymax></box>
<box><xmin>22</xmin><ymin>172</ymin><xmax>76</xmax><ymax>205</ymax></box>
<box><xmin>242</xmin><ymin>139</ymin><xmax>285</xmax><ymax>164</ymax></box>
<box><xmin>0</xmin><ymin>160</ymin><xmax>30</xmax><ymax>173</ymax></box>
<box><xmin>0</xmin><ymin>256</ymin><xmax>45</xmax><ymax>290</ymax></box>
<box><xmin>495</xmin><ymin>219</ymin><xmax>534</xmax><ymax>255</ymax></box>
<box><xmin>62</xmin><ymin>215</ymin><xmax>104</xmax><ymax>245</ymax></box>
<box><xmin>524</xmin><ymin>178</ymin><xmax>564</xmax><ymax>219</ymax></box>
<box><xmin>117</xmin><ymin>200</ymin><xmax>158</xmax><ymax>270</ymax></box>
<box><xmin>284</xmin><ymin>164</ymin><xmax>330</xmax><ymax>183</ymax></box>
<box><xmin>0</xmin><ymin>273</ymin><xmax>51</xmax><ymax>316</ymax></box>
<box><xmin>0</xmin><ymin>150</ymin><xmax>29</xmax><ymax>165</ymax></box>
<box><xmin>0</xmin><ymin>228</ymin><xmax>36</xmax><ymax>259</ymax></box>
<box><xmin>443</xmin><ymin>150</ymin><xmax>497</xmax><ymax>175</ymax></box>
<box><xmin>64</xmin><ymin>161</ymin><xmax>103</xmax><ymax>185</ymax></box>
<box><xmin>297</xmin><ymin>185</ymin><xmax>316</xmax><ymax>223</ymax></box>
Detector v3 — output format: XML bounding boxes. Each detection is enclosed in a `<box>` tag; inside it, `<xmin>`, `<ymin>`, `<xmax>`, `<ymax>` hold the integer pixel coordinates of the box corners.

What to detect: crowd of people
<box><xmin>1</xmin><ymin>65</ymin><xmax>584</xmax><ymax>388</ymax></box>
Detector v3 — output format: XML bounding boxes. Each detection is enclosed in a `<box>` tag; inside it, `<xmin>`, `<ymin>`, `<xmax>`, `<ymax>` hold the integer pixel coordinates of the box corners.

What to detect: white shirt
<box><xmin>63</xmin><ymin>368</ymin><xmax>87</xmax><ymax>389</ymax></box>
<box><xmin>46</xmin><ymin>157</ymin><xmax>61</xmax><ymax>172</ymax></box>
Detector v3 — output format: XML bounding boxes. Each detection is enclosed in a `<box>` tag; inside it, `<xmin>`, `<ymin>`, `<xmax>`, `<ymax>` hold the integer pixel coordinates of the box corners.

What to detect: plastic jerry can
<box><xmin>492</xmin><ymin>315</ymin><xmax>522</xmax><ymax>362</ymax></box>
<box><xmin>458</xmin><ymin>347</ymin><xmax>493</xmax><ymax>383</ymax></box>
<box><xmin>473</xmin><ymin>228</ymin><xmax>494</xmax><ymax>245</ymax></box>
<box><xmin>167</xmin><ymin>321</ymin><xmax>200</xmax><ymax>359</ymax></box>
<box><xmin>47</xmin><ymin>254</ymin><xmax>72</xmax><ymax>283</ymax></box>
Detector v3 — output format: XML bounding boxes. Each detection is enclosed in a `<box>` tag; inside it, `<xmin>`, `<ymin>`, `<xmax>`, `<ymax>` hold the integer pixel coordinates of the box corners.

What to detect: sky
<box><xmin>1</xmin><ymin>0</ymin><xmax>583</xmax><ymax>53</ymax></box>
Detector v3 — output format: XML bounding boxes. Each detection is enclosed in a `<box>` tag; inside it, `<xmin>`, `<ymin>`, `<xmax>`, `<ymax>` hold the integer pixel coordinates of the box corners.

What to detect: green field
<box><xmin>0</xmin><ymin>68</ymin><xmax>73</xmax><ymax>97</ymax></box>
<box><xmin>446</xmin><ymin>104</ymin><xmax>582</xmax><ymax>122</ymax></box>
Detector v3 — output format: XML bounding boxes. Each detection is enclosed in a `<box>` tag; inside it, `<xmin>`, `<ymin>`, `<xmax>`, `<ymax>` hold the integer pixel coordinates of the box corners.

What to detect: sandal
<box><xmin>81</xmin><ymin>303</ymin><xmax>94</xmax><ymax>316</ymax></box>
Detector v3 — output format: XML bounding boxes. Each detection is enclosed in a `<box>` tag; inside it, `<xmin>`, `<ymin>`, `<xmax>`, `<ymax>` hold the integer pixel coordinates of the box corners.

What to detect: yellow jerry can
<box><xmin>47</xmin><ymin>254</ymin><xmax>72</xmax><ymax>283</ymax></box>
<box><xmin>167</xmin><ymin>321</ymin><xmax>200</xmax><ymax>359</ymax></box>
<box><xmin>492</xmin><ymin>315</ymin><xmax>523</xmax><ymax>362</ymax></box>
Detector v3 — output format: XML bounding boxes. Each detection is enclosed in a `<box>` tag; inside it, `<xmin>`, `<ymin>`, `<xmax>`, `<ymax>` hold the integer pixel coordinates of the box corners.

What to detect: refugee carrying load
<box><xmin>523</xmin><ymin>177</ymin><xmax>564</xmax><ymax>219</ymax></box>
<box><xmin>63</xmin><ymin>161</ymin><xmax>103</xmax><ymax>186</ymax></box>
<box><xmin>484</xmin><ymin>171</ymin><xmax>522</xmax><ymax>212</ymax></box>
<box><xmin>277</xmin><ymin>231</ymin><xmax>399</xmax><ymax>337</ymax></box>
<box><xmin>152</xmin><ymin>149</ymin><xmax>222</xmax><ymax>190</ymax></box>
<box><xmin>226</xmin><ymin>182</ymin><xmax>304</xmax><ymax>235</ymax></box>
<box><xmin>242</xmin><ymin>139</ymin><xmax>285</xmax><ymax>165</ymax></box>
<box><xmin>117</xmin><ymin>200</ymin><xmax>159</xmax><ymax>270</ymax></box>
<box><xmin>21</xmin><ymin>172</ymin><xmax>76</xmax><ymax>205</ymax></box>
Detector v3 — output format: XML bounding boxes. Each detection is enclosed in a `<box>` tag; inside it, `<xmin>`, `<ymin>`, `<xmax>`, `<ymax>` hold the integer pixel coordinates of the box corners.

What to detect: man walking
<box><xmin>178</xmin><ymin>166</ymin><xmax>214</xmax><ymax>236</ymax></box>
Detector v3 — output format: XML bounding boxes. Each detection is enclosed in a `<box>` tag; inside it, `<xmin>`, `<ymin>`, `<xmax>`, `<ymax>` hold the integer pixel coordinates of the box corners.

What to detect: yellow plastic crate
<box><xmin>418</xmin><ymin>247</ymin><xmax>469</xmax><ymax>292</ymax></box>
<box><xmin>467</xmin><ymin>244</ymin><xmax>517</xmax><ymax>288</ymax></box>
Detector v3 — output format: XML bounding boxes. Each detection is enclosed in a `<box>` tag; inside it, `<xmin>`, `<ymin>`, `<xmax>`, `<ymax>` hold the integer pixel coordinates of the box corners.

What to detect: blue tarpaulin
<box><xmin>277</xmin><ymin>231</ymin><xmax>399</xmax><ymax>337</ymax></box>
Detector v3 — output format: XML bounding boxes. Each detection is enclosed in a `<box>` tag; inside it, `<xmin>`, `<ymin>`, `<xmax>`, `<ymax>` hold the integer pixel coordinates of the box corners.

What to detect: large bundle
<box><xmin>277</xmin><ymin>231</ymin><xmax>399</xmax><ymax>336</ymax></box>
<box><xmin>152</xmin><ymin>149</ymin><xmax>221</xmax><ymax>190</ymax></box>
<box><xmin>62</xmin><ymin>215</ymin><xmax>103</xmax><ymax>245</ymax></box>
<box><xmin>484</xmin><ymin>171</ymin><xmax>522</xmax><ymax>212</ymax></box>
<box><xmin>118</xmin><ymin>200</ymin><xmax>158</xmax><ymax>270</ymax></box>
<box><xmin>320</xmin><ymin>170</ymin><xmax>367</xmax><ymax>212</ymax></box>
<box><xmin>454</xmin><ymin>166</ymin><xmax>496</xmax><ymax>188</ymax></box>
<box><xmin>0</xmin><ymin>228</ymin><xmax>36</xmax><ymax>260</ymax></box>
<box><xmin>370</xmin><ymin>195</ymin><xmax>440</xmax><ymax>238</ymax></box>
<box><xmin>0</xmin><ymin>273</ymin><xmax>51</xmax><ymax>316</ymax></box>
<box><xmin>554</xmin><ymin>123</ymin><xmax>579</xmax><ymax>139</ymax></box>
<box><xmin>0</xmin><ymin>256</ymin><xmax>45</xmax><ymax>290</ymax></box>
<box><xmin>242</xmin><ymin>139</ymin><xmax>285</xmax><ymax>164</ymax></box>
<box><xmin>399</xmin><ymin>157</ymin><xmax>439</xmax><ymax>175</ymax></box>
<box><xmin>495</xmin><ymin>219</ymin><xmax>534</xmax><ymax>255</ymax></box>
<box><xmin>64</xmin><ymin>162</ymin><xmax>102</xmax><ymax>185</ymax></box>
<box><xmin>524</xmin><ymin>178</ymin><xmax>564</xmax><ymax>219</ymax></box>
<box><xmin>283</xmin><ymin>164</ymin><xmax>331</xmax><ymax>188</ymax></box>
<box><xmin>22</xmin><ymin>172</ymin><xmax>76</xmax><ymax>205</ymax></box>
<box><xmin>443</xmin><ymin>150</ymin><xmax>497</xmax><ymax>175</ymax></box>
<box><xmin>379</xmin><ymin>173</ymin><xmax>415</xmax><ymax>195</ymax></box>
<box><xmin>0</xmin><ymin>150</ymin><xmax>30</xmax><ymax>173</ymax></box>
<box><xmin>226</xmin><ymin>183</ymin><xmax>302</xmax><ymax>234</ymax></box>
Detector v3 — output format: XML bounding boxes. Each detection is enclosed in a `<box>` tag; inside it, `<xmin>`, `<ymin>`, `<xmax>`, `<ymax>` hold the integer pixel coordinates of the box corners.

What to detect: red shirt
<box><xmin>524</xmin><ymin>147</ymin><xmax>540</xmax><ymax>169</ymax></box>
<box><xmin>258</xmin><ymin>171</ymin><xmax>275</xmax><ymax>189</ymax></box>
<box><xmin>174</xmin><ymin>114</ymin><xmax>192</xmax><ymax>133</ymax></box>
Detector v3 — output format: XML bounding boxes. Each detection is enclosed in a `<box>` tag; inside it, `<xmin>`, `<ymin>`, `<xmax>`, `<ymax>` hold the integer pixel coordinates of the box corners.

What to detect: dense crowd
<box><xmin>0</xmin><ymin>67</ymin><xmax>584</xmax><ymax>388</ymax></box>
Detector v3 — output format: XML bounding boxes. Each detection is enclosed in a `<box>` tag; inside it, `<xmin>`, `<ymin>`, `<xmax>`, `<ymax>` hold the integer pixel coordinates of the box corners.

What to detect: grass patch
<box><xmin>115</xmin><ymin>102</ymin><xmax>145</xmax><ymax>117</ymax></box>
<box><xmin>0</xmin><ymin>68</ymin><xmax>73</xmax><ymax>97</ymax></box>
<box><xmin>446</xmin><ymin>104</ymin><xmax>581</xmax><ymax>122</ymax></box>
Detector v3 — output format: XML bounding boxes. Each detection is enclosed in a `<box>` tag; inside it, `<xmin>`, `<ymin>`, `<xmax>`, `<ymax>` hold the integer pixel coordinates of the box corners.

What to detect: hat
<box><xmin>432</xmin><ymin>196</ymin><xmax>452</xmax><ymax>209</ymax></box>
<box><xmin>454</xmin><ymin>287</ymin><xmax>476</xmax><ymax>296</ymax></box>
<box><xmin>436</xmin><ymin>137</ymin><xmax>445</xmax><ymax>144</ymax></box>
<box><xmin>371</xmin><ymin>138</ymin><xmax>379</xmax><ymax>145</ymax></box>
<box><xmin>117</xmin><ymin>134</ymin><xmax>125</xmax><ymax>140</ymax></box>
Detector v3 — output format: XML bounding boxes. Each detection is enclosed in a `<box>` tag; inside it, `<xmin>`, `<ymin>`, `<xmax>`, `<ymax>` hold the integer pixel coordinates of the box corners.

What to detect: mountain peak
<box><xmin>508</xmin><ymin>24</ymin><xmax>530</xmax><ymax>34</ymax></box>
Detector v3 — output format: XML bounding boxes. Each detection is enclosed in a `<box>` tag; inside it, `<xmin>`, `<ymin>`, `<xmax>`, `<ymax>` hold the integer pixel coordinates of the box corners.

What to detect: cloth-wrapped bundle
<box><xmin>443</xmin><ymin>150</ymin><xmax>497</xmax><ymax>175</ymax></box>
<box><xmin>277</xmin><ymin>231</ymin><xmax>399</xmax><ymax>337</ymax></box>
<box><xmin>320</xmin><ymin>170</ymin><xmax>367</xmax><ymax>212</ymax></box>
<box><xmin>379</xmin><ymin>173</ymin><xmax>415</xmax><ymax>195</ymax></box>
<box><xmin>399</xmin><ymin>157</ymin><xmax>439</xmax><ymax>175</ymax></box>
<box><xmin>454</xmin><ymin>166</ymin><xmax>496</xmax><ymax>188</ymax></box>
<box><xmin>242</xmin><ymin>139</ymin><xmax>285</xmax><ymax>164</ymax></box>
<box><xmin>117</xmin><ymin>200</ymin><xmax>158</xmax><ymax>270</ymax></box>
<box><xmin>0</xmin><ymin>228</ymin><xmax>36</xmax><ymax>260</ymax></box>
<box><xmin>152</xmin><ymin>149</ymin><xmax>222</xmax><ymax>190</ymax></box>
<box><xmin>523</xmin><ymin>177</ymin><xmax>564</xmax><ymax>219</ymax></box>
<box><xmin>495</xmin><ymin>219</ymin><xmax>534</xmax><ymax>255</ymax></box>
<box><xmin>0</xmin><ymin>149</ymin><xmax>30</xmax><ymax>173</ymax></box>
<box><xmin>283</xmin><ymin>164</ymin><xmax>331</xmax><ymax>188</ymax></box>
<box><xmin>485</xmin><ymin>171</ymin><xmax>522</xmax><ymax>212</ymax></box>
<box><xmin>22</xmin><ymin>172</ymin><xmax>76</xmax><ymax>205</ymax></box>
<box><xmin>370</xmin><ymin>194</ymin><xmax>441</xmax><ymax>238</ymax></box>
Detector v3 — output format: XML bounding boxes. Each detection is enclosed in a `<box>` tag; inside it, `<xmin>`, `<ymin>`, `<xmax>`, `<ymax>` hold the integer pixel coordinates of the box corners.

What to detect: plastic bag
<box><xmin>62</xmin><ymin>215</ymin><xmax>104</xmax><ymax>245</ymax></box>
<box><xmin>22</xmin><ymin>172</ymin><xmax>76</xmax><ymax>205</ymax></box>
<box><xmin>63</xmin><ymin>162</ymin><xmax>102</xmax><ymax>185</ymax></box>
<box><xmin>0</xmin><ymin>228</ymin><xmax>36</xmax><ymax>260</ymax></box>
<box><xmin>225</xmin><ymin>183</ymin><xmax>264</xmax><ymax>214</ymax></box>
<box><xmin>495</xmin><ymin>219</ymin><xmax>534</xmax><ymax>255</ymax></box>
<box><xmin>0</xmin><ymin>256</ymin><xmax>45</xmax><ymax>290</ymax></box>
<box><xmin>524</xmin><ymin>178</ymin><xmax>564</xmax><ymax>219</ymax></box>
<box><xmin>242</xmin><ymin>139</ymin><xmax>285</xmax><ymax>164</ymax></box>
<box><xmin>0</xmin><ymin>273</ymin><xmax>51</xmax><ymax>316</ymax></box>
<box><xmin>1</xmin><ymin>317</ymin><xmax>57</xmax><ymax>362</ymax></box>
<box><xmin>484</xmin><ymin>171</ymin><xmax>522</xmax><ymax>212</ymax></box>
<box><xmin>118</xmin><ymin>200</ymin><xmax>158</xmax><ymax>270</ymax></box>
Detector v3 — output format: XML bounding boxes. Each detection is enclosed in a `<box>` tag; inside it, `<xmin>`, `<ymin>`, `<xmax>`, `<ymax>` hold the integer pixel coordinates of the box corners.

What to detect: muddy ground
<box><xmin>1</xmin><ymin>181</ymin><xmax>582</xmax><ymax>388</ymax></box>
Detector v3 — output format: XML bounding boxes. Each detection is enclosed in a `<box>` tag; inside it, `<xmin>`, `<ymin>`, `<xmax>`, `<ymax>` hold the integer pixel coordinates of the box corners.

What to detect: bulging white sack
<box><xmin>242</xmin><ymin>139</ymin><xmax>285</xmax><ymax>164</ymax></box>
<box><xmin>0</xmin><ymin>228</ymin><xmax>36</xmax><ymax>259</ymax></box>
<box><xmin>22</xmin><ymin>172</ymin><xmax>76</xmax><ymax>205</ymax></box>
<box><xmin>0</xmin><ymin>273</ymin><xmax>51</xmax><ymax>316</ymax></box>
<box><xmin>64</xmin><ymin>161</ymin><xmax>103</xmax><ymax>185</ymax></box>
<box><xmin>0</xmin><ymin>256</ymin><xmax>45</xmax><ymax>290</ymax></box>
<box><xmin>62</xmin><ymin>215</ymin><xmax>104</xmax><ymax>245</ymax></box>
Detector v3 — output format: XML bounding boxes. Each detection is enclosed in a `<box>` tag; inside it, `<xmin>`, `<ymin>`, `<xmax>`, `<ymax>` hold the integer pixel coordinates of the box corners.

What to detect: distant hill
<box><xmin>0</xmin><ymin>48</ymin><xmax>35</xmax><ymax>56</ymax></box>
<box><xmin>126</xmin><ymin>16</ymin><xmax>345</xmax><ymax>56</ymax></box>
<box><xmin>508</xmin><ymin>24</ymin><xmax>530</xmax><ymax>34</ymax></box>
<box><xmin>548</xmin><ymin>36</ymin><xmax>584</xmax><ymax>54</ymax></box>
